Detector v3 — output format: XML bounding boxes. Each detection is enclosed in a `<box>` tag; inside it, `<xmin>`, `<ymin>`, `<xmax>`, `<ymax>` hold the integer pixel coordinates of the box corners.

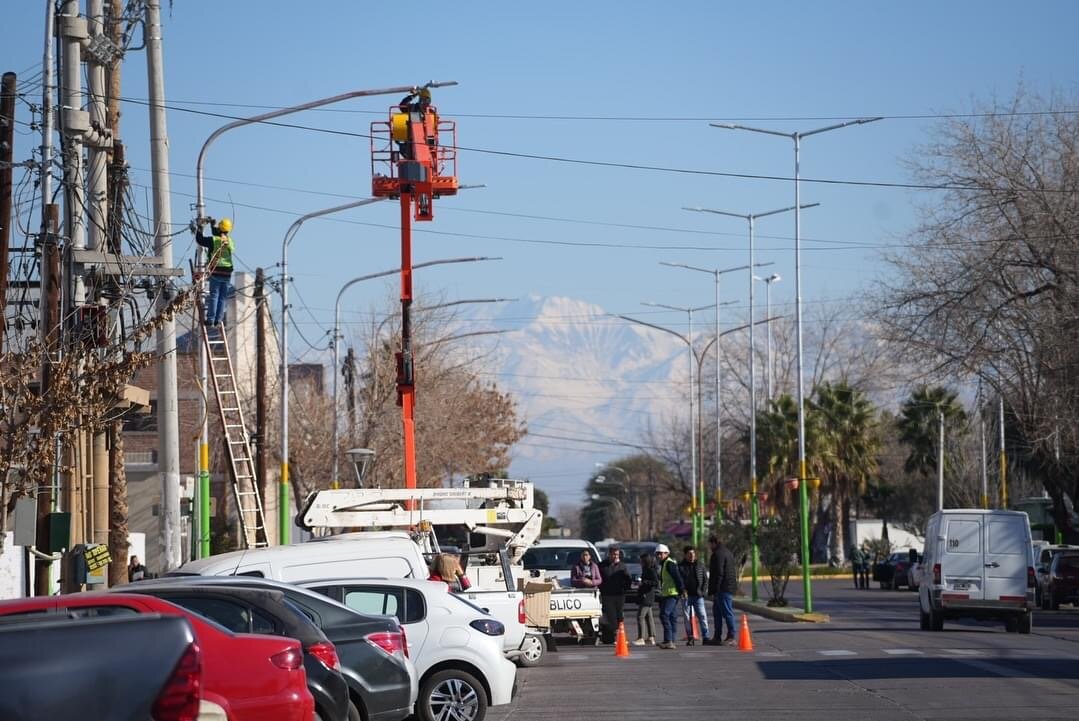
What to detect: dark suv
<box><xmin>146</xmin><ymin>576</ymin><xmax>415</xmax><ymax>721</ymax></box>
<box><xmin>1047</xmin><ymin>551</ymin><xmax>1079</xmax><ymax>610</ymax></box>
<box><xmin>126</xmin><ymin>584</ymin><xmax>350</xmax><ymax>721</ymax></box>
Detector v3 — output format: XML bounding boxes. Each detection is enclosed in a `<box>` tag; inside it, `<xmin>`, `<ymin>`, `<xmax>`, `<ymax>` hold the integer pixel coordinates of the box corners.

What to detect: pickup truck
<box><xmin>0</xmin><ymin>613</ymin><xmax>202</xmax><ymax>721</ymax></box>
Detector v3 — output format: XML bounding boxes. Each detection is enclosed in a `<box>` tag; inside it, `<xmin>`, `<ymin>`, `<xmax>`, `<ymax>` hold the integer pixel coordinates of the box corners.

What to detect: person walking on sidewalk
<box><xmin>850</xmin><ymin>544</ymin><xmax>868</xmax><ymax>589</ymax></box>
<box><xmin>193</xmin><ymin>216</ymin><xmax>235</xmax><ymax>328</ymax></box>
<box><xmin>655</xmin><ymin>544</ymin><xmax>685</xmax><ymax>649</ymax></box>
<box><xmin>598</xmin><ymin>546</ymin><xmax>632</xmax><ymax>644</ymax></box>
<box><xmin>633</xmin><ymin>552</ymin><xmax>659</xmax><ymax>646</ymax></box>
<box><xmin>707</xmin><ymin>535</ymin><xmax>738</xmax><ymax>646</ymax></box>
<box><xmin>678</xmin><ymin>546</ymin><xmax>711</xmax><ymax>645</ymax></box>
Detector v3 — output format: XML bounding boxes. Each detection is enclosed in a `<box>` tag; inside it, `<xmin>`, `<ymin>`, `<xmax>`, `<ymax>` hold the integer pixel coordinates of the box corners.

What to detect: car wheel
<box><xmin>1005</xmin><ymin>617</ymin><xmax>1018</xmax><ymax>633</ymax></box>
<box><xmin>1018</xmin><ymin>612</ymin><xmax>1033</xmax><ymax>635</ymax></box>
<box><xmin>919</xmin><ymin>609</ymin><xmax>930</xmax><ymax>630</ymax></box>
<box><xmin>348</xmin><ymin>700</ymin><xmax>365</xmax><ymax>721</ymax></box>
<box><xmin>516</xmin><ymin>634</ymin><xmax>545</xmax><ymax>667</ymax></box>
<box><xmin>419</xmin><ymin>669</ymin><xmax>488</xmax><ymax>721</ymax></box>
<box><xmin>1052</xmin><ymin>592</ymin><xmax>1061</xmax><ymax>611</ymax></box>
<box><xmin>929</xmin><ymin>607</ymin><xmax>944</xmax><ymax>632</ymax></box>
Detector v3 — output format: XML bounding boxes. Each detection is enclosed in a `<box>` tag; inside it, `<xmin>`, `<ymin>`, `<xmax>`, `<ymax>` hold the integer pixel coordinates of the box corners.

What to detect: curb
<box><xmin>733</xmin><ymin>599</ymin><xmax>830</xmax><ymax>624</ymax></box>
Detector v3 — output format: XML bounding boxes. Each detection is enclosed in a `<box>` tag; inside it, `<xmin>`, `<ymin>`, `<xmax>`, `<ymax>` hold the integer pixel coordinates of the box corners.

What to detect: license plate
<box><xmin>953</xmin><ymin>582</ymin><xmax>970</xmax><ymax>591</ymax></box>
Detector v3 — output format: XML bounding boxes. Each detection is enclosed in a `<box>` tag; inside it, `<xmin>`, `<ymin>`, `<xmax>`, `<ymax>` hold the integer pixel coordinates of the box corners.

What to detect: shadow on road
<box><xmin>757</xmin><ymin>657</ymin><xmax>1079</xmax><ymax>680</ymax></box>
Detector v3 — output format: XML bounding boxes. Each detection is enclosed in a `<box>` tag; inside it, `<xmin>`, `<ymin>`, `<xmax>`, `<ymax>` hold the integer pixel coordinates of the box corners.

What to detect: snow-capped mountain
<box><xmin>478</xmin><ymin>296</ymin><xmax>688</xmax><ymax>505</ymax></box>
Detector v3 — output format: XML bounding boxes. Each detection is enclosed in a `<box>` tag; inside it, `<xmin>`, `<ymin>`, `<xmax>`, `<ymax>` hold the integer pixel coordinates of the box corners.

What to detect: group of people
<box><xmin>571</xmin><ymin>536</ymin><xmax>740</xmax><ymax>649</ymax></box>
<box><xmin>849</xmin><ymin>544</ymin><xmax>872</xmax><ymax>589</ymax></box>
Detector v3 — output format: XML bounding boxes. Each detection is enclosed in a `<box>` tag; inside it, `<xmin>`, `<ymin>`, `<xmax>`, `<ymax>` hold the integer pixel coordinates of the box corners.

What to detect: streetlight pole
<box><xmin>193</xmin><ymin>81</ymin><xmax>454</xmax><ymax>551</ymax></box>
<box><xmin>754</xmin><ymin>274</ymin><xmax>781</xmax><ymax>401</ymax></box>
<box><xmin>280</xmin><ymin>197</ymin><xmax>385</xmax><ymax>543</ymax></box>
<box><xmin>659</xmin><ymin>260</ymin><xmax>770</xmax><ymax>517</ymax></box>
<box><xmin>624</xmin><ymin>303</ymin><xmax>715</xmax><ymax>547</ymax></box>
<box><xmin>713</xmin><ymin>116</ymin><xmax>881</xmax><ymax>612</ymax></box>
<box><xmin>331</xmin><ymin>271</ymin><xmax>505</xmax><ymax>487</ymax></box>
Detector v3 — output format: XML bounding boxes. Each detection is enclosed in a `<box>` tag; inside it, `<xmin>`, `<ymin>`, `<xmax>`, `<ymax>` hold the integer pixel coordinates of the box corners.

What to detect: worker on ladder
<box><xmin>192</xmin><ymin>216</ymin><xmax>235</xmax><ymax>328</ymax></box>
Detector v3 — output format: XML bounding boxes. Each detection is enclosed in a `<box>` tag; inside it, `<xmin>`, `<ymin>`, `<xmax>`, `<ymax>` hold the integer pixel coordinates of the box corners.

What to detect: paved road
<box><xmin>492</xmin><ymin>579</ymin><xmax>1079</xmax><ymax>721</ymax></box>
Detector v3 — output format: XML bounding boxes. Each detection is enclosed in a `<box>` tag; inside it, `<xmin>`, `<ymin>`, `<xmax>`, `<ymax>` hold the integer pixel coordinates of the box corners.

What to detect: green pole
<box><xmin>198</xmin><ymin>442</ymin><xmax>210</xmax><ymax>557</ymax></box>
<box><xmin>751</xmin><ymin>483</ymin><xmax>759</xmax><ymax>603</ymax></box>
<box><xmin>799</xmin><ymin>462</ymin><xmax>813</xmax><ymax>612</ymax></box>
<box><xmin>280</xmin><ymin>463</ymin><xmax>290</xmax><ymax>545</ymax></box>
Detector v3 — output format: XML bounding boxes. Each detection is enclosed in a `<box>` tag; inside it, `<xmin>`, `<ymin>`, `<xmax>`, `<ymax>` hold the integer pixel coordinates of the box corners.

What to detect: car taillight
<box><xmin>518</xmin><ymin>599</ymin><xmax>526</xmax><ymax>625</ymax></box>
<box><xmin>366</xmin><ymin>630</ymin><xmax>408</xmax><ymax>660</ymax></box>
<box><xmin>1028</xmin><ymin>567</ymin><xmax>1036</xmax><ymax>588</ymax></box>
<box><xmin>152</xmin><ymin>642</ymin><xmax>201</xmax><ymax>721</ymax></box>
<box><xmin>933</xmin><ymin>563</ymin><xmax>941</xmax><ymax>585</ymax></box>
<box><xmin>469</xmin><ymin>618</ymin><xmax>506</xmax><ymax>636</ymax></box>
<box><xmin>307</xmin><ymin>641</ymin><xmax>341</xmax><ymax>672</ymax></box>
<box><xmin>270</xmin><ymin>647</ymin><xmax>303</xmax><ymax>670</ymax></box>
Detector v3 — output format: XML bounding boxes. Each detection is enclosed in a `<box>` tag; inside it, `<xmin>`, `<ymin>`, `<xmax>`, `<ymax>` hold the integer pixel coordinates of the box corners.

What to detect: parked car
<box><xmin>125</xmin><ymin>584</ymin><xmax>349</xmax><ymax>721</ymax></box>
<box><xmin>918</xmin><ymin>509</ymin><xmax>1035</xmax><ymax>633</ymax></box>
<box><xmin>1034</xmin><ymin>544</ymin><xmax>1079</xmax><ymax>608</ymax></box>
<box><xmin>1046</xmin><ymin>550</ymin><xmax>1079</xmax><ymax>610</ymax></box>
<box><xmin>0</xmin><ymin>613</ymin><xmax>200</xmax><ymax>721</ymax></box>
<box><xmin>174</xmin><ymin>532</ymin><xmax>533</xmax><ymax>668</ymax></box>
<box><xmin>614</xmin><ymin>541</ymin><xmax>661</xmax><ymax>596</ymax></box>
<box><xmin>0</xmin><ymin>591</ymin><xmax>313</xmax><ymax>721</ymax></box>
<box><xmin>136</xmin><ymin>576</ymin><xmax>417</xmax><ymax>721</ymax></box>
<box><xmin>872</xmin><ymin>552</ymin><xmax>915</xmax><ymax>590</ymax></box>
<box><xmin>299</xmin><ymin>577</ymin><xmax>518</xmax><ymax>721</ymax></box>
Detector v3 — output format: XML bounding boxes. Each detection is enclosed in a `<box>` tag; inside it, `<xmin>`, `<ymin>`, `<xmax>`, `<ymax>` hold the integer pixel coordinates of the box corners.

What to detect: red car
<box><xmin>0</xmin><ymin>593</ymin><xmax>314</xmax><ymax>721</ymax></box>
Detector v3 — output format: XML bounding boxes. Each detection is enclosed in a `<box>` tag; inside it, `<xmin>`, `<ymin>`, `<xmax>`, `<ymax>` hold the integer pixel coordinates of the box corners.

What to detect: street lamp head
<box><xmin>769</xmin><ymin>273</ymin><xmax>781</xmax><ymax>283</ymax></box>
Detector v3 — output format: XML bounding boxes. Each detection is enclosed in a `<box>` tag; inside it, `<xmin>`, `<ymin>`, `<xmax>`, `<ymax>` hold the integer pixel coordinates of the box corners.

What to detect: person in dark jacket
<box><xmin>633</xmin><ymin>552</ymin><xmax>659</xmax><ymax>645</ymax></box>
<box><xmin>678</xmin><ymin>546</ymin><xmax>710</xmax><ymax>645</ymax></box>
<box><xmin>598</xmin><ymin>546</ymin><xmax>632</xmax><ymax>644</ymax></box>
<box><xmin>707</xmin><ymin>535</ymin><xmax>738</xmax><ymax>645</ymax></box>
<box><xmin>655</xmin><ymin>544</ymin><xmax>685</xmax><ymax>649</ymax></box>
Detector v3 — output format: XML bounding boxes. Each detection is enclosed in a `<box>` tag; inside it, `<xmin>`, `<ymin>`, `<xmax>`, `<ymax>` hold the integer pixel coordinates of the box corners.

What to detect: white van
<box><xmin>918</xmin><ymin>509</ymin><xmax>1035</xmax><ymax>633</ymax></box>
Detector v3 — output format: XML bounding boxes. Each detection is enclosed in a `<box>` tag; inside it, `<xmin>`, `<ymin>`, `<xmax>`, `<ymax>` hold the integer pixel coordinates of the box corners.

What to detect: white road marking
<box><xmin>941</xmin><ymin>648</ymin><xmax>984</xmax><ymax>656</ymax></box>
<box><xmin>818</xmin><ymin>650</ymin><xmax>858</xmax><ymax>656</ymax></box>
<box><xmin>882</xmin><ymin>648</ymin><xmax>924</xmax><ymax>655</ymax></box>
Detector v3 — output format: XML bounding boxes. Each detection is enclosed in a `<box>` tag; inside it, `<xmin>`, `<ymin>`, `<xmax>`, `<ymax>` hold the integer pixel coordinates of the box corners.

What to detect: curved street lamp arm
<box><xmin>612</xmin><ymin>314</ymin><xmax>688</xmax><ymax>346</ymax></box>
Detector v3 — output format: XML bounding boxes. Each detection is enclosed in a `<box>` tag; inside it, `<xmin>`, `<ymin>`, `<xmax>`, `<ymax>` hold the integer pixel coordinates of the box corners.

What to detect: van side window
<box><xmin>946</xmin><ymin>520</ymin><xmax>981</xmax><ymax>553</ymax></box>
<box><xmin>988</xmin><ymin>521</ymin><xmax>1025</xmax><ymax>555</ymax></box>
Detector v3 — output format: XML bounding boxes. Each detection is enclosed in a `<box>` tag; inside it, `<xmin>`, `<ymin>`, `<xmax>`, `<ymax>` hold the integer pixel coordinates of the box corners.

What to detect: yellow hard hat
<box><xmin>218</xmin><ymin>217</ymin><xmax>233</xmax><ymax>232</ymax></box>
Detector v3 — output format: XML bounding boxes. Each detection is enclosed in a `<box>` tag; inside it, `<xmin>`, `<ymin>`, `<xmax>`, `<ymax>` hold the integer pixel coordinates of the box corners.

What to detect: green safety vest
<box><xmin>659</xmin><ymin>558</ymin><xmax>679</xmax><ymax>597</ymax></box>
<box><xmin>210</xmin><ymin>234</ymin><xmax>234</xmax><ymax>271</ymax></box>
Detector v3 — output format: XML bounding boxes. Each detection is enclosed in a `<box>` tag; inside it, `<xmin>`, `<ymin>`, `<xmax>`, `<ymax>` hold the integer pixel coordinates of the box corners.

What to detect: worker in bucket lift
<box><xmin>192</xmin><ymin>216</ymin><xmax>235</xmax><ymax>328</ymax></box>
<box><xmin>395</xmin><ymin>88</ymin><xmax>434</xmax><ymax>161</ymax></box>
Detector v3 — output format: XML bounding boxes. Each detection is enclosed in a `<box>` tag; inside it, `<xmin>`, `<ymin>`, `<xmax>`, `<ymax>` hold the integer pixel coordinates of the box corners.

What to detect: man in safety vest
<box><xmin>654</xmin><ymin>544</ymin><xmax>685</xmax><ymax>649</ymax></box>
<box><xmin>193</xmin><ymin>217</ymin><xmax>235</xmax><ymax>327</ymax></box>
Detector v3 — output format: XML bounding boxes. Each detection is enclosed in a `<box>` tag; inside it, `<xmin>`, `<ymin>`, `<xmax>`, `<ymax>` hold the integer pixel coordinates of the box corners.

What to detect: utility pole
<box><xmin>937</xmin><ymin>409</ymin><xmax>945</xmax><ymax>511</ymax></box>
<box><xmin>145</xmin><ymin>0</ymin><xmax>181</xmax><ymax>571</ymax></box>
<box><xmin>980</xmin><ymin>410</ymin><xmax>989</xmax><ymax>510</ymax></box>
<box><xmin>34</xmin><ymin>204</ymin><xmax>60</xmax><ymax>596</ymax></box>
<box><xmin>999</xmin><ymin>395</ymin><xmax>1008</xmax><ymax>508</ymax></box>
<box><xmin>254</xmin><ymin>267</ymin><xmax>268</xmax><ymax>546</ymax></box>
<box><xmin>344</xmin><ymin>346</ymin><xmax>357</xmax><ymax>445</ymax></box>
<box><xmin>0</xmin><ymin>72</ymin><xmax>14</xmax><ymax>351</ymax></box>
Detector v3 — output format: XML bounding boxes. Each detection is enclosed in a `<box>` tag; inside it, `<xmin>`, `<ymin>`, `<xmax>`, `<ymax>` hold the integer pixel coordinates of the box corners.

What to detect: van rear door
<box><xmin>984</xmin><ymin>514</ymin><xmax>1030</xmax><ymax>604</ymax></box>
<box><xmin>942</xmin><ymin>515</ymin><xmax>985</xmax><ymax>600</ymax></box>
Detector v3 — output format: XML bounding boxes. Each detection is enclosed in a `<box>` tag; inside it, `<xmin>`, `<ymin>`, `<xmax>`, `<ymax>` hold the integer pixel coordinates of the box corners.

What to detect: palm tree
<box><xmin>755</xmin><ymin>394</ymin><xmax>822</xmax><ymax>512</ymax></box>
<box><xmin>897</xmin><ymin>386</ymin><xmax>967</xmax><ymax>487</ymax></box>
<box><xmin>810</xmin><ymin>381</ymin><xmax>881</xmax><ymax>563</ymax></box>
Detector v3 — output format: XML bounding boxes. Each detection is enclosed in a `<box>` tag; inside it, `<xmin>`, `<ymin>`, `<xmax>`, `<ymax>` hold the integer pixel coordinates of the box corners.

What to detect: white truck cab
<box><xmin>918</xmin><ymin>509</ymin><xmax>1035</xmax><ymax>633</ymax></box>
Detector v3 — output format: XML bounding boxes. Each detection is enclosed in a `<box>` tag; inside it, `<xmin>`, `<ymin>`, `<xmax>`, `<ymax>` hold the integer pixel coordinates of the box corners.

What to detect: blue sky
<box><xmin>5</xmin><ymin>2</ymin><xmax>1077</xmax><ymax>496</ymax></box>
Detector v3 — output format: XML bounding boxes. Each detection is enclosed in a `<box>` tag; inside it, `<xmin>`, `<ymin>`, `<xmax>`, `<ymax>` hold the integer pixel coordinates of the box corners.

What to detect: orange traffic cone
<box><xmin>738</xmin><ymin>613</ymin><xmax>754</xmax><ymax>652</ymax></box>
<box><xmin>690</xmin><ymin>614</ymin><xmax>701</xmax><ymax>641</ymax></box>
<box><xmin>615</xmin><ymin>621</ymin><xmax>631</xmax><ymax>658</ymax></box>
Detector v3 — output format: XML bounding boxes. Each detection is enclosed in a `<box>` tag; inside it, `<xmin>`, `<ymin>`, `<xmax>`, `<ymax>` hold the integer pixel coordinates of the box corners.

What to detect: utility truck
<box><xmin>298</xmin><ymin>478</ymin><xmax>603</xmax><ymax>651</ymax></box>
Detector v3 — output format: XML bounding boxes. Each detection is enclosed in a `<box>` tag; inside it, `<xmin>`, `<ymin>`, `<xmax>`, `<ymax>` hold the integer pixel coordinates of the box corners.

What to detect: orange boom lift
<box><xmin>371</xmin><ymin>88</ymin><xmax>458</xmax><ymax>499</ymax></box>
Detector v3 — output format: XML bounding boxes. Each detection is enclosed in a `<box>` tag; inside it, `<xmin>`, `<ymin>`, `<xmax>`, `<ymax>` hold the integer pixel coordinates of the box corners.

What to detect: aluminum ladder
<box><xmin>202</xmin><ymin>324</ymin><xmax>268</xmax><ymax>548</ymax></box>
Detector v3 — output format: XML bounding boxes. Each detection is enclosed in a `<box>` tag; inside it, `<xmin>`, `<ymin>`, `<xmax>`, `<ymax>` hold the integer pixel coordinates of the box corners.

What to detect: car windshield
<box><xmin>1057</xmin><ymin>554</ymin><xmax>1079</xmax><ymax>571</ymax></box>
<box><xmin>522</xmin><ymin>547</ymin><xmax>589</xmax><ymax>571</ymax></box>
<box><xmin>618</xmin><ymin>543</ymin><xmax>659</xmax><ymax>562</ymax></box>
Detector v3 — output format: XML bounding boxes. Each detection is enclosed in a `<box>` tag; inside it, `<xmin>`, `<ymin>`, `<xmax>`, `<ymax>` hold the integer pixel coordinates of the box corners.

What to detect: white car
<box><xmin>300</xmin><ymin>577</ymin><xmax>517</xmax><ymax>721</ymax></box>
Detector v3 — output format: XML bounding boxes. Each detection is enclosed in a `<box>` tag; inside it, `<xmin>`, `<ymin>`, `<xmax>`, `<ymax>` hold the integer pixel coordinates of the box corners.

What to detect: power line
<box><xmin>114</xmin><ymin>96</ymin><xmax>1077</xmax><ymax>194</ymax></box>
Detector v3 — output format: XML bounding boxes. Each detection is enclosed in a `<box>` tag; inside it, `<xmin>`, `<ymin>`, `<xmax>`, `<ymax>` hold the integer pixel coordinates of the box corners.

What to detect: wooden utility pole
<box><xmin>0</xmin><ymin>72</ymin><xmax>15</xmax><ymax>351</ymax></box>
<box><xmin>34</xmin><ymin>205</ymin><xmax>60</xmax><ymax>596</ymax></box>
<box><xmin>107</xmin><ymin>420</ymin><xmax>127</xmax><ymax>586</ymax></box>
<box><xmin>344</xmin><ymin>346</ymin><xmax>357</xmax><ymax>443</ymax></box>
<box><xmin>254</xmin><ymin>268</ymin><xmax>268</xmax><ymax>526</ymax></box>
